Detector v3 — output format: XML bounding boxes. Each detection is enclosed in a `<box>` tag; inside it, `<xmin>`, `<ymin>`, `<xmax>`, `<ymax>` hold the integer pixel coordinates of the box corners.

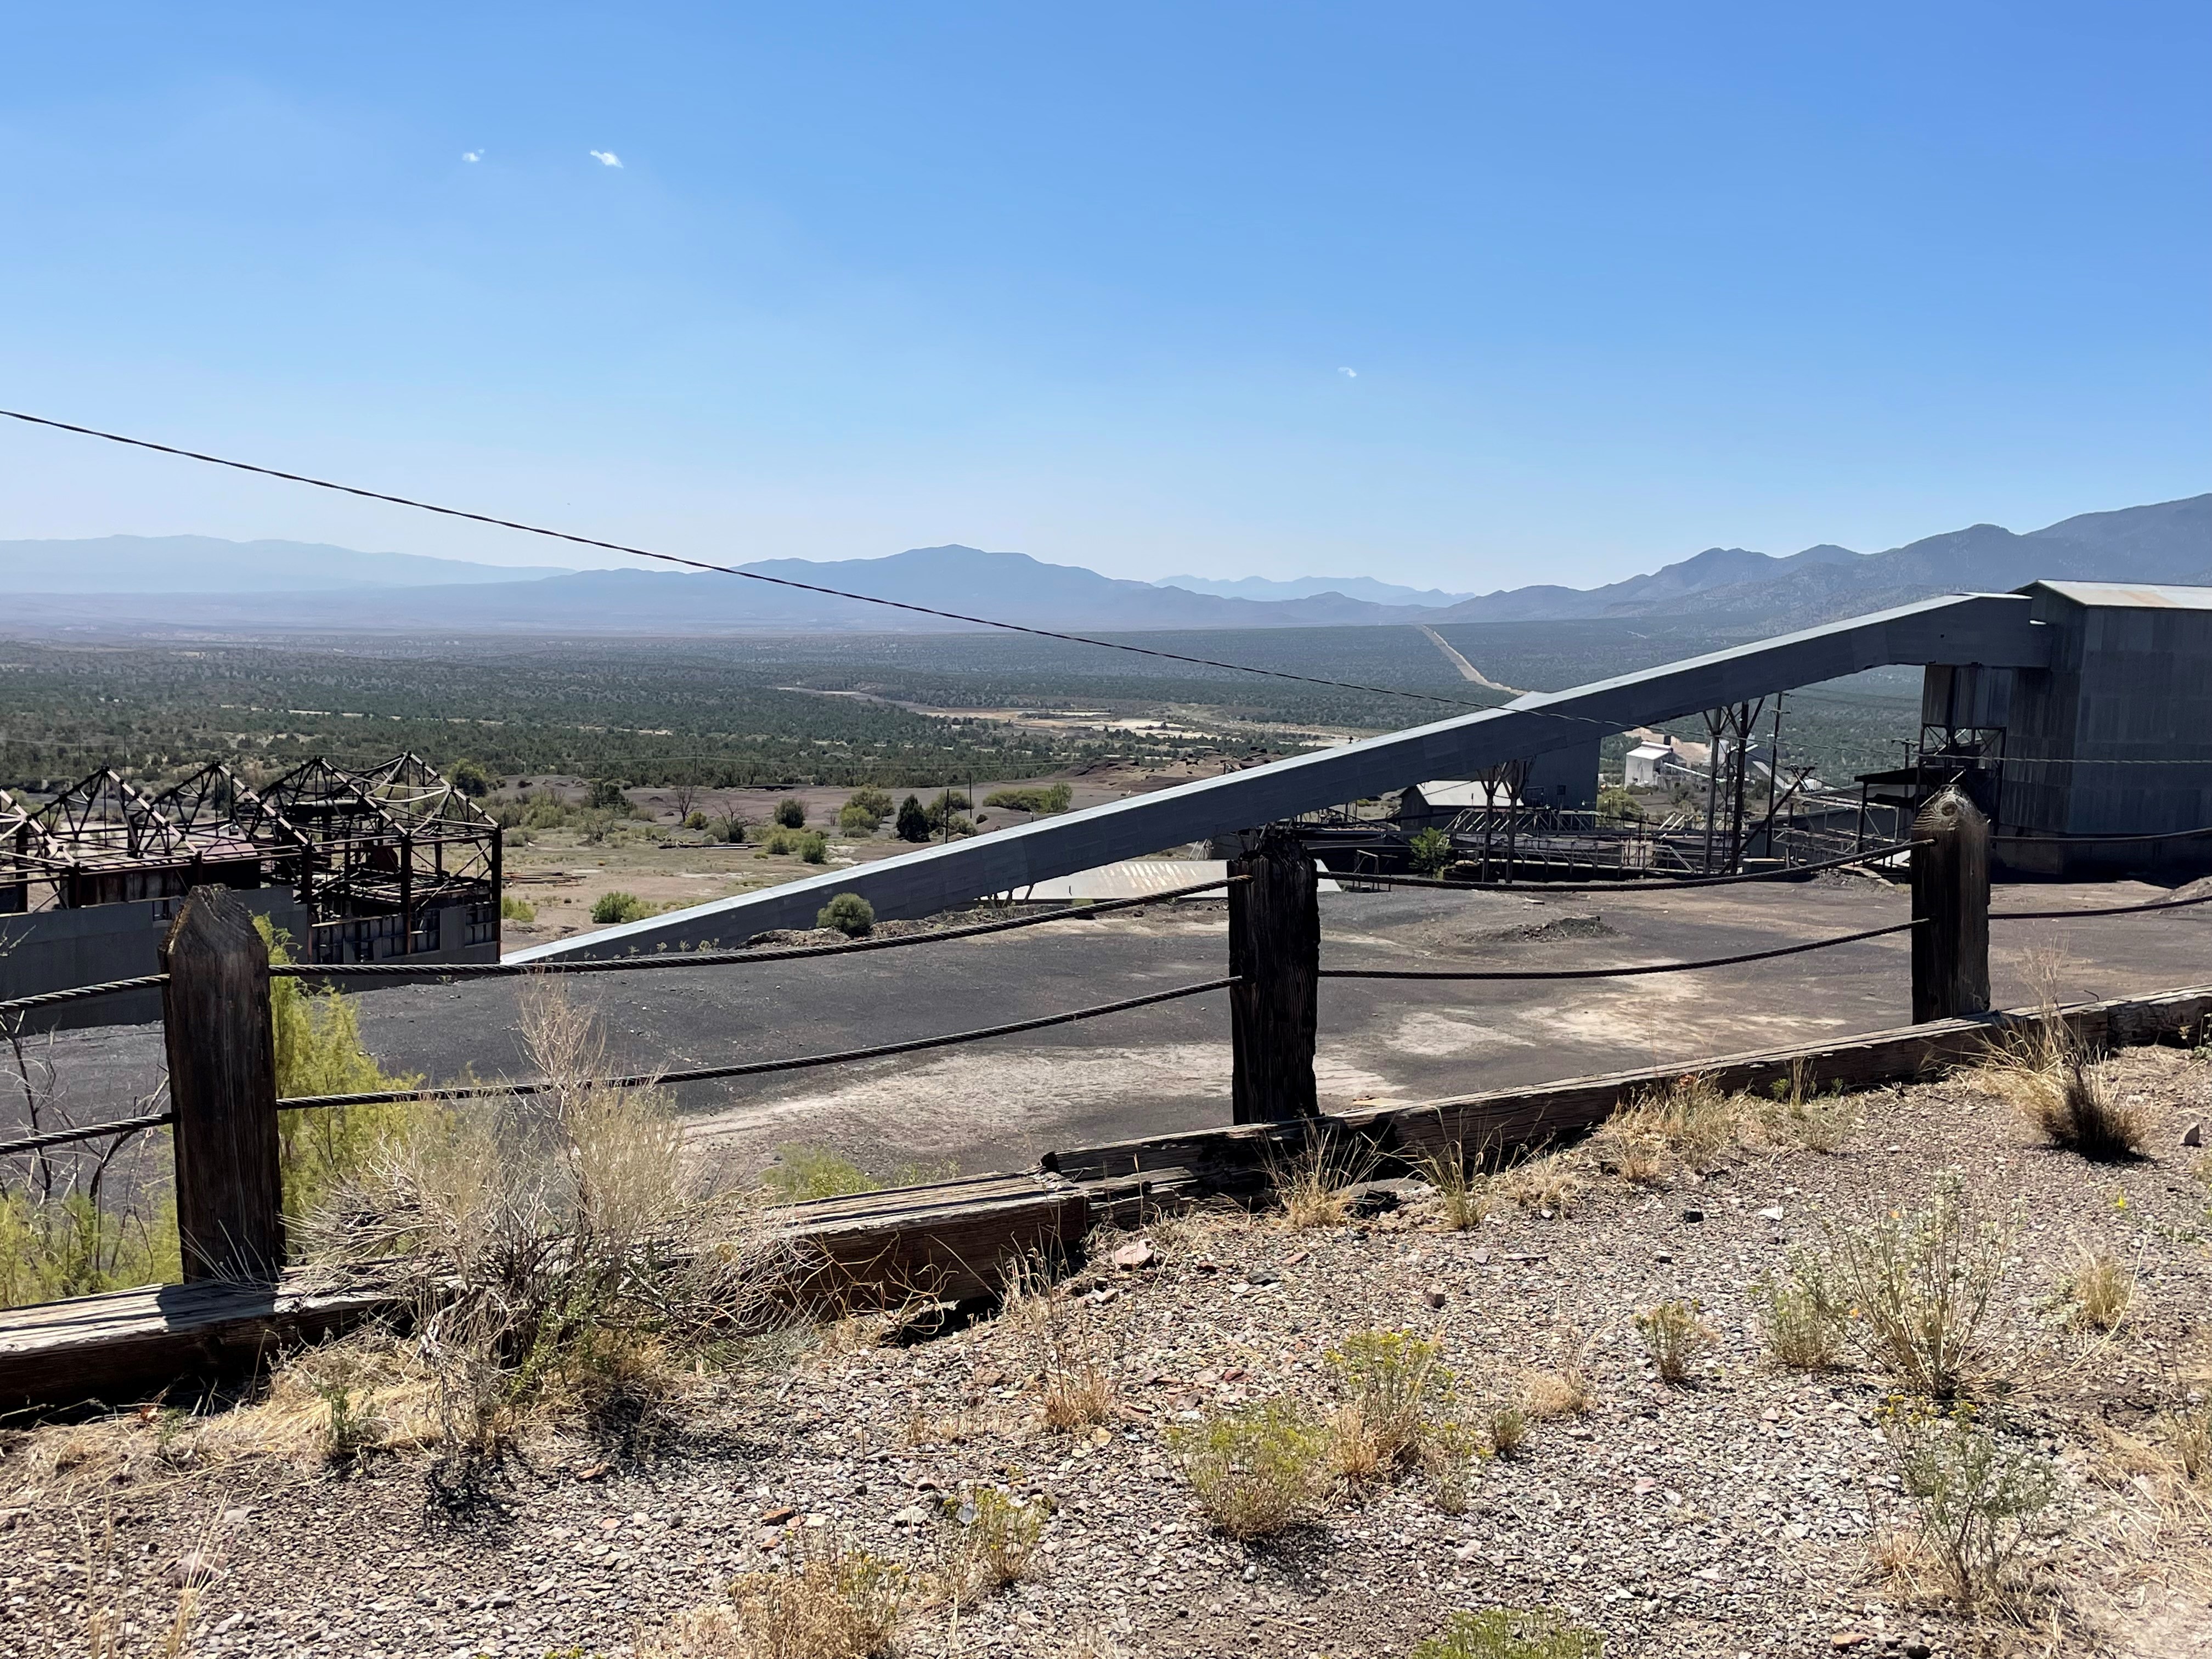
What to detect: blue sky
<box><xmin>1</xmin><ymin>4</ymin><xmax>2204</xmax><ymax>589</ymax></box>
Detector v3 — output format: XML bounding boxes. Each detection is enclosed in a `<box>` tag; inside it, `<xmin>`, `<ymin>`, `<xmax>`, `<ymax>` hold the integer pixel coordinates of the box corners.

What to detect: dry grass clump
<box><xmin>1633</xmin><ymin>1299</ymin><xmax>1713</xmax><ymax>1384</ymax></box>
<box><xmin>1415</xmin><ymin>1132</ymin><xmax>1497</xmax><ymax>1231</ymax></box>
<box><xmin>2169</xmin><ymin>1404</ymin><xmax>2211</xmax><ymax>1483</ymax></box>
<box><xmin>295</xmin><ymin>983</ymin><xmax>781</xmax><ymax>1461</ymax></box>
<box><xmin>1266</xmin><ymin>1133</ymin><xmax>1381</xmax><ymax>1228</ymax></box>
<box><xmin>1410</xmin><ymin>1607</ymin><xmax>1605</xmax><ymax>1659</ymax></box>
<box><xmin>1974</xmin><ymin>974</ymin><xmax>2149</xmax><ymax>1159</ymax></box>
<box><xmin>1590</xmin><ymin>1068</ymin><xmax>1858</xmax><ymax>1184</ymax></box>
<box><xmin>1494</xmin><ymin>1149</ymin><xmax>1584</xmax><ymax>1214</ymax></box>
<box><xmin>2064</xmin><ymin>1248</ymin><xmax>2137</xmax><ymax>1332</ymax></box>
<box><xmin>1522</xmin><ymin>1365</ymin><xmax>1595</xmax><ymax>1419</ymax></box>
<box><xmin>1486</xmin><ymin>1404</ymin><xmax>1530</xmax><ymax>1457</ymax></box>
<box><xmin>227</xmin><ymin>1332</ymin><xmax>446</xmax><ymax>1466</ymax></box>
<box><xmin>1167</xmin><ymin>1399</ymin><xmax>1336</xmax><ymax>1537</ymax></box>
<box><xmin>1591</xmin><ymin>1074</ymin><xmax>1739</xmax><ymax>1183</ymax></box>
<box><xmin>1005</xmin><ymin>1267</ymin><xmax>1120</xmax><ymax>1431</ymax></box>
<box><xmin>1882</xmin><ymin>1398</ymin><xmax>2059</xmax><ymax>1612</ymax></box>
<box><xmin>1785</xmin><ymin>1171</ymin><xmax>2011</xmax><ymax>1400</ymax></box>
<box><xmin>651</xmin><ymin>1532</ymin><xmax>908</xmax><ymax>1658</ymax></box>
<box><xmin>1754</xmin><ymin>1059</ymin><xmax>1859</xmax><ymax>1152</ymax></box>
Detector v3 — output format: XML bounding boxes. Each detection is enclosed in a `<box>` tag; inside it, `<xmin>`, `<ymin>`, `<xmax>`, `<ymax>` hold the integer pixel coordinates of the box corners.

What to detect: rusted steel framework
<box><xmin>261</xmin><ymin>753</ymin><xmax>500</xmax><ymax>963</ymax></box>
<box><xmin>0</xmin><ymin>754</ymin><xmax>499</xmax><ymax>963</ymax></box>
<box><xmin>0</xmin><ymin>768</ymin><xmax>278</xmax><ymax>911</ymax></box>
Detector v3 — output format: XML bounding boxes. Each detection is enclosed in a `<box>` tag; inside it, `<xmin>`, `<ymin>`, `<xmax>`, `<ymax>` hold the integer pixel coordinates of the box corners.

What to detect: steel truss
<box><xmin>0</xmin><ymin>754</ymin><xmax>499</xmax><ymax>963</ymax></box>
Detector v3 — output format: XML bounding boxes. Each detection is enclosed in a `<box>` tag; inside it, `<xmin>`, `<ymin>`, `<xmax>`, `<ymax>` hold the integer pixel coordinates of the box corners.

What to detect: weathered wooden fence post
<box><xmin>1910</xmin><ymin>786</ymin><xmax>1990</xmax><ymax>1024</ymax></box>
<box><xmin>162</xmin><ymin>888</ymin><xmax>284</xmax><ymax>1282</ymax></box>
<box><xmin>1229</xmin><ymin>827</ymin><xmax>1321</xmax><ymax>1123</ymax></box>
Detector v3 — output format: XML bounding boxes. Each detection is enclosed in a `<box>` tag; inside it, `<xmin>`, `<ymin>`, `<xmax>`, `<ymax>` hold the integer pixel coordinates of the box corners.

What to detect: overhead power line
<box><xmin>0</xmin><ymin>409</ymin><xmax>1489</xmax><ymax>713</ymax></box>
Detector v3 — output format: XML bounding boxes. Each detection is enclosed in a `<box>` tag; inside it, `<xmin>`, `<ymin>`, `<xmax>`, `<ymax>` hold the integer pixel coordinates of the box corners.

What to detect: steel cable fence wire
<box><xmin>272</xmin><ymin>874</ymin><xmax>1243</xmax><ymax>978</ymax></box>
<box><xmin>278</xmin><ymin>973</ymin><xmax>1242</xmax><ymax>1111</ymax></box>
<box><xmin>1317</xmin><ymin>918</ymin><xmax>1920</xmax><ymax>981</ymax></box>
<box><xmin>1993</xmin><ymin>822</ymin><xmax>2212</xmax><ymax>844</ymax></box>
<box><xmin>0</xmin><ymin>1110</ymin><xmax>175</xmax><ymax>1161</ymax></box>
<box><xmin>0</xmin><ymin>974</ymin><xmax>171</xmax><ymax>1019</ymax></box>
<box><xmin>1991</xmin><ymin>887</ymin><xmax>2212</xmax><ymax>922</ymax></box>
<box><xmin>1324</xmin><ymin>839</ymin><xmax>1925</xmax><ymax>895</ymax></box>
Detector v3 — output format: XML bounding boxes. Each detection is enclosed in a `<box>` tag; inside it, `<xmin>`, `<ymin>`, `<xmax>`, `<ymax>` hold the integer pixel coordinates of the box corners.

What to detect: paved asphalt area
<box><xmin>21</xmin><ymin>874</ymin><xmax>2212</xmax><ymax>1179</ymax></box>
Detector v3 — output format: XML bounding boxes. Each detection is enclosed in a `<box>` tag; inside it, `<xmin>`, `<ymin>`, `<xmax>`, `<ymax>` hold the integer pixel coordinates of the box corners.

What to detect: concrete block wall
<box><xmin>0</xmin><ymin>889</ymin><xmax>311</xmax><ymax>1032</ymax></box>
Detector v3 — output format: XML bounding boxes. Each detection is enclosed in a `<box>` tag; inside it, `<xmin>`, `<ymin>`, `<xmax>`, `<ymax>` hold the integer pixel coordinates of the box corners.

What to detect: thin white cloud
<box><xmin>589</xmin><ymin>149</ymin><xmax>623</xmax><ymax>168</ymax></box>
<box><xmin>1338</xmin><ymin>366</ymin><xmax>1357</xmax><ymax>378</ymax></box>
<box><xmin>462</xmin><ymin>150</ymin><xmax>482</xmax><ymax>162</ymax></box>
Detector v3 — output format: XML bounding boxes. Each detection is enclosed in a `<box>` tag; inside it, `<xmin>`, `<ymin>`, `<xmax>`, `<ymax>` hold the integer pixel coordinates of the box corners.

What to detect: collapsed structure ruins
<box><xmin>0</xmin><ymin>753</ymin><xmax>499</xmax><ymax>1025</ymax></box>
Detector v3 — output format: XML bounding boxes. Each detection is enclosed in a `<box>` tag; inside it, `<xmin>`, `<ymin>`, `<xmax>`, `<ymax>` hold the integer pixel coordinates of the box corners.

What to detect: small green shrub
<box><xmin>1796</xmin><ymin>1171</ymin><xmax>2010</xmax><ymax>1399</ymax></box>
<box><xmin>591</xmin><ymin>890</ymin><xmax>650</xmax><ymax>924</ymax></box>
<box><xmin>499</xmin><ymin>893</ymin><xmax>537</xmax><ymax>923</ymax></box>
<box><xmin>895</xmin><ymin>795</ymin><xmax>930</xmax><ymax>842</ymax></box>
<box><xmin>0</xmin><ymin>1188</ymin><xmax>179</xmax><ymax>1307</ymax></box>
<box><xmin>587</xmin><ymin>778</ymin><xmax>630</xmax><ymax>811</ymax></box>
<box><xmin>1412</xmin><ymin>1608</ymin><xmax>1605</xmax><ymax>1659</ymax></box>
<box><xmin>1753</xmin><ymin>1261</ymin><xmax>1846</xmax><ymax>1370</ymax></box>
<box><xmin>774</xmin><ymin>795</ymin><xmax>808</xmax><ymax>828</ymax></box>
<box><xmin>1328</xmin><ymin>1329</ymin><xmax>1458</xmax><ymax>1466</ymax></box>
<box><xmin>445</xmin><ymin>758</ymin><xmax>493</xmax><ymax>797</ymax></box>
<box><xmin>1407</xmin><ymin>827</ymin><xmax>1454</xmax><ymax>876</ymax></box>
<box><xmin>1487</xmin><ymin>1404</ymin><xmax>1530</xmax><ymax>1457</ymax></box>
<box><xmin>845</xmin><ymin>786</ymin><xmax>895</xmax><ymax>820</ymax></box>
<box><xmin>683</xmin><ymin>811</ymin><xmax>710</xmax><ymax>831</ymax></box>
<box><xmin>983</xmin><ymin>783</ymin><xmax>1073</xmax><ymax>815</ymax></box>
<box><xmin>922</xmin><ymin>791</ymin><xmax>972</xmax><ymax>837</ymax></box>
<box><xmin>760</xmin><ymin>828</ymin><xmax>830</xmax><ymax>862</ymax></box>
<box><xmin>1884</xmin><ymin>1399</ymin><xmax>2059</xmax><ymax>1610</ymax></box>
<box><xmin>933</xmin><ymin>1486</ymin><xmax>1047</xmax><ymax>1599</ymax></box>
<box><xmin>1596</xmin><ymin>785</ymin><xmax>1643</xmax><ymax>825</ymax></box>
<box><xmin>1168</xmin><ymin>1400</ymin><xmax>1334</xmax><ymax>1538</ymax></box>
<box><xmin>817</xmin><ymin>893</ymin><xmax>876</xmax><ymax>938</ymax></box>
<box><xmin>261</xmin><ymin>918</ymin><xmax>427</xmax><ymax>1224</ymax></box>
<box><xmin>761</xmin><ymin>1145</ymin><xmax>881</xmax><ymax>1202</ymax></box>
<box><xmin>837</xmin><ymin>802</ymin><xmax>881</xmax><ymax>835</ymax></box>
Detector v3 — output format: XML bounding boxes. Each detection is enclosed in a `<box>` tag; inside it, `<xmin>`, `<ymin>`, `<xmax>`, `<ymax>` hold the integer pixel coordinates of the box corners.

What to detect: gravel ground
<box><xmin>5</xmin><ymin>1052</ymin><xmax>2210</xmax><ymax>1659</ymax></box>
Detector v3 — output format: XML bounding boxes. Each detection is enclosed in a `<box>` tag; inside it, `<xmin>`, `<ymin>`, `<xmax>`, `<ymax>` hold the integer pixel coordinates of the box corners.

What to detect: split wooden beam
<box><xmin>1228</xmin><ymin>828</ymin><xmax>1320</xmax><ymax>1123</ymax></box>
<box><xmin>1910</xmin><ymin>787</ymin><xmax>1991</xmax><ymax>1023</ymax></box>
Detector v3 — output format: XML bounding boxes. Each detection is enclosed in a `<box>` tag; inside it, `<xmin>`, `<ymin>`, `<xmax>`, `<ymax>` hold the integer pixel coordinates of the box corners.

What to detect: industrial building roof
<box><xmin>2028</xmin><ymin>580</ymin><xmax>2212</xmax><ymax>610</ymax></box>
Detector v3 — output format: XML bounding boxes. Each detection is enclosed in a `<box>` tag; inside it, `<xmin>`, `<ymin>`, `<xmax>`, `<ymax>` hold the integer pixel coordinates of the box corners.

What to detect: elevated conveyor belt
<box><xmin>507</xmin><ymin>591</ymin><xmax>2047</xmax><ymax>961</ymax></box>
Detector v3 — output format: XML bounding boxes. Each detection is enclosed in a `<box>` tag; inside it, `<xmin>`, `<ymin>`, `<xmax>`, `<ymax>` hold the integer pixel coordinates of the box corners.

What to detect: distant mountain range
<box><xmin>1</xmin><ymin>495</ymin><xmax>2204</xmax><ymax>636</ymax></box>
<box><xmin>0</xmin><ymin>535</ymin><xmax>572</xmax><ymax>592</ymax></box>
<box><xmin>1153</xmin><ymin>573</ymin><xmax>1475</xmax><ymax>607</ymax></box>
<box><xmin>1427</xmin><ymin>495</ymin><xmax>2212</xmax><ymax>629</ymax></box>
